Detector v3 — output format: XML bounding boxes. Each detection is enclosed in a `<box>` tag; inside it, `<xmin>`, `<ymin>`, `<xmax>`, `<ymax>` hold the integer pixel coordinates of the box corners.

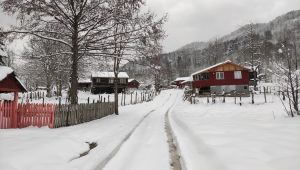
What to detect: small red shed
<box><xmin>192</xmin><ymin>60</ymin><xmax>250</xmax><ymax>95</ymax></box>
<box><xmin>128</xmin><ymin>79</ymin><xmax>140</xmax><ymax>89</ymax></box>
<box><xmin>0</xmin><ymin>66</ymin><xmax>27</xmax><ymax>128</ymax></box>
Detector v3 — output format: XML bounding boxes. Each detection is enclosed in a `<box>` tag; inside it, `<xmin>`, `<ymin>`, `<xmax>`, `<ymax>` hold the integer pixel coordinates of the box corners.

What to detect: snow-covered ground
<box><xmin>1</xmin><ymin>90</ymin><xmax>299</xmax><ymax>170</ymax></box>
<box><xmin>0</xmin><ymin>90</ymin><xmax>176</xmax><ymax>170</ymax></box>
<box><xmin>170</xmin><ymin>93</ymin><xmax>300</xmax><ymax>170</ymax></box>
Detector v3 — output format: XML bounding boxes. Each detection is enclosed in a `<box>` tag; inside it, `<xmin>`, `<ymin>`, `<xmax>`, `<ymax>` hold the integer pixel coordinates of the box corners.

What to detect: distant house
<box><xmin>78</xmin><ymin>79</ymin><xmax>92</xmax><ymax>91</ymax></box>
<box><xmin>192</xmin><ymin>60</ymin><xmax>250</xmax><ymax>95</ymax></box>
<box><xmin>91</xmin><ymin>72</ymin><xmax>129</xmax><ymax>94</ymax></box>
<box><xmin>181</xmin><ymin>77</ymin><xmax>192</xmax><ymax>89</ymax></box>
<box><xmin>128</xmin><ymin>79</ymin><xmax>140</xmax><ymax>89</ymax></box>
<box><xmin>173</xmin><ymin>77</ymin><xmax>190</xmax><ymax>88</ymax></box>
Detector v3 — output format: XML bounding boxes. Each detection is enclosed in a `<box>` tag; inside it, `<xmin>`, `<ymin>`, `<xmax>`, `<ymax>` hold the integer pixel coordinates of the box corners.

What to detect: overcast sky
<box><xmin>146</xmin><ymin>0</ymin><xmax>300</xmax><ymax>52</ymax></box>
<box><xmin>1</xmin><ymin>0</ymin><xmax>300</xmax><ymax>53</ymax></box>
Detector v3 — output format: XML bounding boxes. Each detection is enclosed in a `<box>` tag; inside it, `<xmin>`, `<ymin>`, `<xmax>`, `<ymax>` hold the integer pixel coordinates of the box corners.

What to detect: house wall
<box><xmin>91</xmin><ymin>77</ymin><xmax>128</xmax><ymax>94</ymax></box>
<box><xmin>0</xmin><ymin>75</ymin><xmax>22</xmax><ymax>92</ymax></box>
<box><xmin>192</xmin><ymin>70</ymin><xmax>249</xmax><ymax>88</ymax></box>
<box><xmin>128</xmin><ymin>81</ymin><xmax>139</xmax><ymax>88</ymax></box>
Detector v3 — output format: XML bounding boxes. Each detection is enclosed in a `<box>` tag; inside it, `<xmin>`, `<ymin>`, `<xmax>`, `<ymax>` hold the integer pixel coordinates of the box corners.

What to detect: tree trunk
<box><xmin>114</xmin><ymin>76</ymin><xmax>119</xmax><ymax>115</ymax></box>
<box><xmin>69</xmin><ymin>20</ymin><xmax>79</xmax><ymax>104</ymax></box>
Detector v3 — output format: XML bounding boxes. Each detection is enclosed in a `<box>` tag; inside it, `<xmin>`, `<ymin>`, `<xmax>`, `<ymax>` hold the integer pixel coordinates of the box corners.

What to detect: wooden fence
<box><xmin>54</xmin><ymin>102</ymin><xmax>114</xmax><ymax>128</ymax></box>
<box><xmin>0</xmin><ymin>101</ymin><xmax>14</xmax><ymax>129</ymax></box>
<box><xmin>17</xmin><ymin>103</ymin><xmax>55</xmax><ymax>128</ymax></box>
<box><xmin>0</xmin><ymin>101</ymin><xmax>115</xmax><ymax>129</ymax></box>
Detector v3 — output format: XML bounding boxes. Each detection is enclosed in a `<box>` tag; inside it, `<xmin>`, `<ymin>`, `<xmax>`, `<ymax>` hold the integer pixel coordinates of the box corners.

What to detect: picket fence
<box><xmin>0</xmin><ymin>101</ymin><xmax>115</xmax><ymax>129</ymax></box>
<box><xmin>0</xmin><ymin>102</ymin><xmax>14</xmax><ymax>129</ymax></box>
<box><xmin>17</xmin><ymin>103</ymin><xmax>55</xmax><ymax>128</ymax></box>
<box><xmin>54</xmin><ymin>102</ymin><xmax>114</xmax><ymax>128</ymax></box>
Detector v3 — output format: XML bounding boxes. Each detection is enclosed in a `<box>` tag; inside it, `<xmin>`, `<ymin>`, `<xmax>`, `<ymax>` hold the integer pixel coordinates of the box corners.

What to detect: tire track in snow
<box><xmin>95</xmin><ymin>93</ymin><xmax>172</xmax><ymax>170</ymax></box>
<box><xmin>169</xmin><ymin>108</ymin><xmax>229</xmax><ymax>170</ymax></box>
<box><xmin>165</xmin><ymin>92</ymin><xmax>184</xmax><ymax>170</ymax></box>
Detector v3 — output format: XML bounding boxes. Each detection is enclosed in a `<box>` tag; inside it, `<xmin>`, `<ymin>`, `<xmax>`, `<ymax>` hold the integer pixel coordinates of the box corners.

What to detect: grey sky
<box><xmin>146</xmin><ymin>0</ymin><xmax>300</xmax><ymax>52</ymax></box>
<box><xmin>1</xmin><ymin>0</ymin><xmax>300</xmax><ymax>53</ymax></box>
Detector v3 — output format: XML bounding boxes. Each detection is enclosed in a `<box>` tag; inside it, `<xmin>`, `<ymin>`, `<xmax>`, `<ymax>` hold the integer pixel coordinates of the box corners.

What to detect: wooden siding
<box><xmin>0</xmin><ymin>74</ymin><xmax>23</xmax><ymax>92</ymax></box>
<box><xmin>193</xmin><ymin>70</ymin><xmax>249</xmax><ymax>88</ymax></box>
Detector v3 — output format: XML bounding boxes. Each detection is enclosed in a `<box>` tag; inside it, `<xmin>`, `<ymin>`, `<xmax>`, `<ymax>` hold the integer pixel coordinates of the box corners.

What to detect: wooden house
<box><xmin>0</xmin><ymin>66</ymin><xmax>27</xmax><ymax>95</ymax></box>
<box><xmin>173</xmin><ymin>77</ymin><xmax>190</xmax><ymax>88</ymax></box>
<box><xmin>191</xmin><ymin>60</ymin><xmax>250</xmax><ymax>95</ymax></box>
<box><xmin>128</xmin><ymin>79</ymin><xmax>140</xmax><ymax>89</ymax></box>
<box><xmin>91</xmin><ymin>72</ymin><xmax>129</xmax><ymax>94</ymax></box>
<box><xmin>0</xmin><ymin>66</ymin><xmax>27</xmax><ymax>128</ymax></box>
<box><xmin>78</xmin><ymin>78</ymin><xmax>92</xmax><ymax>91</ymax></box>
<box><xmin>181</xmin><ymin>77</ymin><xmax>192</xmax><ymax>89</ymax></box>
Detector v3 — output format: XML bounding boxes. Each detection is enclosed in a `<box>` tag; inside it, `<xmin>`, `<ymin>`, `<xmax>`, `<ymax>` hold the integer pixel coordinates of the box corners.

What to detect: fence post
<box><xmin>87</xmin><ymin>97</ymin><xmax>90</xmax><ymax>104</ymax></box>
<box><xmin>251</xmin><ymin>90</ymin><xmax>254</xmax><ymax>104</ymax></box>
<box><xmin>135</xmin><ymin>92</ymin><xmax>137</xmax><ymax>104</ymax></box>
<box><xmin>108</xmin><ymin>95</ymin><xmax>110</xmax><ymax>102</ymax></box>
<box><xmin>123</xmin><ymin>92</ymin><xmax>126</xmax><ymax>106</ymax></box>
<box><xmin>263</xmin><ymin>87</ymin><xmax>267</xmax><ymax>103</ymax></box>
<box><xmin>234</xmin><ymin>93</ymin><xmax>236</xmax><ymax>104</ymax></box>
<box><xmin>239</xmin><ymin>93</ymin><xmax>242</xmax><ymax>106</ymax></box>
<box><xmin>121</xmin><ymin>93</ymin><xmax>123</xmax><ymax>106</ymax></box>
<box><xmin>130</xmin><ymin>92</ymin><xmax>133</xmax><ymax>104</ymax></box>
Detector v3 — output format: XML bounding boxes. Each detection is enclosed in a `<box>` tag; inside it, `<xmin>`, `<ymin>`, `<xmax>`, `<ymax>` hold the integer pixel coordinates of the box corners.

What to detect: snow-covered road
<box><xmin>103</xmin><ymin>91</ymin><xmax>179</xmax><ymax>170</ymax></box>
<box><xmin>0</xmin><ymin>90</ymin><xmax>180</xmax><ymax>170</ymax></box>
<box><xmin>1</xmin><ymin>90</ymin><xmax>300</xmax><ymax>170</ymax></box>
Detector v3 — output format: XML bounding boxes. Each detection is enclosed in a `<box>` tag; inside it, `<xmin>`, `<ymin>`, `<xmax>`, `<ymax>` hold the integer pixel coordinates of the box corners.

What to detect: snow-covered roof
<box><xmin>15</xmin><ymin>77</ymin><xmax>27</xmax><ymax>92</ymax></box>
<box><xmin>128</xmin><ymin>79</ymin><xmax>138</xmax><ymax>83</ymax></box>
<box><xmin>0</xmin><ymin>66</ymin><xmax>14</xmax><ymax>81</ymax></box>
<box><xmin>192</xmin><ymin>60</ymin><xmax>249</xmax><ymax>76</ymax></box>
<box><xmin>0</xmin><ymin>66</ymin><xmax>27</xmax><ymax>92</ymax></box>
<box><xmin>91</xmin><ymin>72</ymin><xmax>129</xmax><ymax>78</ymax></box>
<box><xmin>78</xmin><ymin>78</ymin><xmax>92</xmax><ymax>83</ymax></box>
<box><xmin>175</xmin><ymin>77</ymin><xmax>190</xmax><ymax>82</ymax></box>
<box><xmin>181</xmin><ymin>77</ymin><xmax>193</xmax><ymax>84</ymax></box>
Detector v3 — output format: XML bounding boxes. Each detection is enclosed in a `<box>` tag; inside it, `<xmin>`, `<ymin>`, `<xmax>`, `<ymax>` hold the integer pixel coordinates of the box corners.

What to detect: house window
<box><xmin>119</xmin><ymin>78</ymin><xmax>127</xmax><ymax>84</ymax></box>
<box><xmin>109</xmin><ymin>78</ymin><xmax>114</xmax><ymax>84</ymax></box>
<box><xmin>216</xmin><ymin>72</ymin><xmax>224</xmax><ymax>80</ymax></box>
<box><xmin>201</xmin><ymin>73</ymin><xmax>209</xmax><ymax>80</ymax></box>
<box><xmin>234</xmin><ymin>71</ymin><xmax>242</xmax><ymax>79</ymax></box>
<box><xmin>96</xmin><ymin>78</ymin><xmax>101</xmax><ymax>83</ymax></box>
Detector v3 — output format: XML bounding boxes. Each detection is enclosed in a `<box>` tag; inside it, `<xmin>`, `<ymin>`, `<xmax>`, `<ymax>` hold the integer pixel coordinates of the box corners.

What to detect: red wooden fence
<box><xmin>0</xmin><ymin>101</ymin><xmax>55</xmax><ymax>129</ymax></box>
<box><xmin>17</xmin><ymin>103</ymin><xmax>55</xmax><ymax>128</ymax></box>
<box><xmin>0</xmin><ymin>101</ymin><xmax>14</xmax><ymax>129</ymax></box>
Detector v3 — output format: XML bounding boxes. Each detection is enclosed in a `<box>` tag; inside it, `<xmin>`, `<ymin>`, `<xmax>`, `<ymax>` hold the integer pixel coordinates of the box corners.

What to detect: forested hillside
<box><xmin>123</xmin><ymin>10</ymin><xmax>300</xmax><ymax>85</ymax></box>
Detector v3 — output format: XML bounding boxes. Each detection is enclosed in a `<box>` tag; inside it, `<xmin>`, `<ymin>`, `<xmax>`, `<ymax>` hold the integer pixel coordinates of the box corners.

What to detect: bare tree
<box><xmin>1</xmin><ymin>0</ymin><xmax>116</xmax><ymax>104</ymax></box>
<box><xmin>274</xmin><ymin>38</ymin><xmax>299</xmax><ymax>116</ymax></box>
<box><xmin>104</xmin><ymin>0</ymin><xmax>166</xmax><ymax>114</ymax></box>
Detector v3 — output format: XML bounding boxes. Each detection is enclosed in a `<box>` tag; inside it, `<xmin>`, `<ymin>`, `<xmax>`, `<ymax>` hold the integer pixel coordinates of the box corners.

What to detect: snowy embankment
<box><xmin>170</xmin><ymin>94</ymin><xmax>300</xmax><ymax>170</ymax></box>
<box><xmin>0</xmin><ymin>90</ymin><xmax>176</xmax><ymax>170</ymax></box>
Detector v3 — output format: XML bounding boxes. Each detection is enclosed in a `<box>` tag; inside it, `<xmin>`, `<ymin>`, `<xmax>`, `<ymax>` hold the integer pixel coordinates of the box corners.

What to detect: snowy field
<box><xmin>170</xmin><ymin>93</ymin><xmax>300</xmax><ymax>170</ymax></box>
<box><xmin>1</xmin><ymin>89</ymin><xmax>300</xmax><ymax>170</ymax></box>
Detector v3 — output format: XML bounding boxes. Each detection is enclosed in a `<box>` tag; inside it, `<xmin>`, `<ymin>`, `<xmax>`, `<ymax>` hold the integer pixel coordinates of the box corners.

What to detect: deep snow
<box><xmin>170</xmin><ymin>93</ymin><xmax>300</xmax><ymax>170</ymax></box>
<box><xmin>0</xmin><ymin>90</ymin><xmax>175</xmax><ymax>170</ymax></box>
<box><xmin>1</xmin><ymin>90</ymin><xmax>300</xmax><ymax>170</ymax></box>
